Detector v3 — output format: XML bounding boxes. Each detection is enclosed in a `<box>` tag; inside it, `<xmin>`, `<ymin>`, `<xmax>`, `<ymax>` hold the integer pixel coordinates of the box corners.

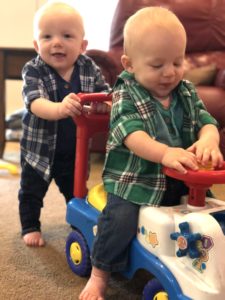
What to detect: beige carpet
<box><xmin>1</xmin><ymin>142</ymin><xmax>225</xmax><ymax>300</ymax></box>
<box><xmin>0</xmin><ymin>143</ymin><xmax>147</xmax><ymax>300</ymax></box>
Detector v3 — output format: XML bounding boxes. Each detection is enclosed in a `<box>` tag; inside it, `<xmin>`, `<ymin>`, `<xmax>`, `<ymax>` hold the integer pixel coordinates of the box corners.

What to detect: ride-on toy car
<box><xmin>65</xmin><ymin>93</ymin><xmax>225</xmax><ymax>300</ymax></box>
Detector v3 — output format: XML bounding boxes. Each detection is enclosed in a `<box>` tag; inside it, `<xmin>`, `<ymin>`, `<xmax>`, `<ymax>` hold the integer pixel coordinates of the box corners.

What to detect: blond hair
<box><xmin>33</xmin><ymin>1</ymin><xmax>84</xmax><ymax>39</ymax></box>
<box><xmin>123</xmin><ymin>6</ymin><xmax>186</xmax><ymax>55</ymax></box>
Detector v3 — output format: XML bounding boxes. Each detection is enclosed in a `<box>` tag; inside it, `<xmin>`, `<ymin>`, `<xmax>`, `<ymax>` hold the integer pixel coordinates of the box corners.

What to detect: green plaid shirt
<box><xmin>102</xmin><ymin>71</ymin><xmax>218</xmax><ymax>206</ymax></box>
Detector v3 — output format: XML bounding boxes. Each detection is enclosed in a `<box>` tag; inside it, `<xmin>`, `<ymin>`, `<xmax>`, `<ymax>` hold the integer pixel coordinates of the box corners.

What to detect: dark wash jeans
<box><xmin>91</xmin><ymin>178</ymin><xmax>189</xmax><ymax>273</ymax></box>
<box><xmin>18</xmin><ymin>153</ymin><xmax>74</xmax><ymax>235</ymax></box>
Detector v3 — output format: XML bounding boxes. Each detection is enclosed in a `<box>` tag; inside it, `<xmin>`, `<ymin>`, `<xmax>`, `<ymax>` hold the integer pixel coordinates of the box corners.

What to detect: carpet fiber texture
<box><xmin>0</xmin><ymin>149</ymin><xmax>147</xmax><ymax>300</ymax></box>
<box><xmin>1</xmin><ymin>144</ymin><xmax>225</xmax><ymax>300</ymax></box>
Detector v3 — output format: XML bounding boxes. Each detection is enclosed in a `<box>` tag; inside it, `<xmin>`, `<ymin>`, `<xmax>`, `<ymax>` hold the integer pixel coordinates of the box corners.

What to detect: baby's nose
<box><xmin>52</xmin><ymin>36</ymin><xmax>62</xmax><ymax>46</ymax></box>
<box><xmin>163</xmin><ymin>65</ymin><xmax>175</xmax><ymax>77</ymax></box>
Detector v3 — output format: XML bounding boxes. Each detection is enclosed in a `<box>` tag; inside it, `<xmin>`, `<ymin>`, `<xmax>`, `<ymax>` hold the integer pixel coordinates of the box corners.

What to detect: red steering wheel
<box><xmin>163</xmin><ymin>162</ymin><xmax>225</xmax><ymax>207</ymax></box>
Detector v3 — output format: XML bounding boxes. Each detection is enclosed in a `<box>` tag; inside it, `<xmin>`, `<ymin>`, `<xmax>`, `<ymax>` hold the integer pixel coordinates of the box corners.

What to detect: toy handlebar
<box><xmin>77</xmin><ymin>92</ymin><xmax>111</xmax><ymax>104</ymax></box>
<box><xmin>73</xmin><ymin>93</ymin><xmax>112</xmax><ymax>199</ymax></box>
<box><xmin>163</xmin><ymin>162</ymin><xmax>225</xmax><ymax>207</ymax></box>
<box><xmin>77</xmin><ymin>92</ymin><xmax>111</xmax><ymax>113</ymax></box>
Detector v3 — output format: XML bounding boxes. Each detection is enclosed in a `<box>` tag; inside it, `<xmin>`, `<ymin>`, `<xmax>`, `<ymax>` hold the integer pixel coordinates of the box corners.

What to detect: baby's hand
<box><xmin>187</xmin><ymin>140</ymin><xmax>223</xmax><ymax>169</ymax></box>
<box><xmin>83</xmin><ymin>102</ymin><xmax>111</xmax><ymax>114</ymax></box>
<box><xmin>58</xmin><ymin>93</ymin><xmax>82</xmax><ymax>118</ymax></box>
<box><xmin>161</xmin><ymin>147</ymin><xmax>198</xmax><ymax>174</ymax></box>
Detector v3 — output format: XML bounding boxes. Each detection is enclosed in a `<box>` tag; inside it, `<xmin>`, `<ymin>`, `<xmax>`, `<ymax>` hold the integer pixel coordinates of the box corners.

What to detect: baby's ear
<box><xmin>33</xmin><ymin>40</ymin><xmax>39</xmax><ymax>53</ymax></box>
<box><xmin>81</xmin><ymin>39</ymin><xmax>88</xmax><ymax>53</ymax></box>
<box><xmin>121</xmin><ymin>54</ymin><xmax>133</xmax><ymax>73</ymax></box>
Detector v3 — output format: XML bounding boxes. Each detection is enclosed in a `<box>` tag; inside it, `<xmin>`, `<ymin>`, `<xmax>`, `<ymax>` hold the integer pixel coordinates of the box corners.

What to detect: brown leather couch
<box><xmin>86</xmin><ymin>0</ymin><xmax>225</xmax><ymax>158</ymax></box>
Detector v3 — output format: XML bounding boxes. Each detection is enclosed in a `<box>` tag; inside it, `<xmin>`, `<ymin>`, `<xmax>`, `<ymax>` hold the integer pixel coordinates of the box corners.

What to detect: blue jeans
<box><xmin>91</xmin><ymin>193</ymin><xmax>140</xmax><ymax>273</ymax></box>
<box><xmin>91</xmin><ymin>178</ymin><xmax>189</xmax><ymax>273</ymax></box>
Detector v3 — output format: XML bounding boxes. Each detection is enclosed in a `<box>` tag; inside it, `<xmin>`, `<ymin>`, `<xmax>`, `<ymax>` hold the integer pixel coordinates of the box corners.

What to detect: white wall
<box><xmin>0</xmin><ymin>0</ymin><xmax>117</xmax><ymax>50</ymax></box>
<box><xmin>0</xmin><ymin>0</ymin><xmax>47</xmax><ymax>116</ymax></box>
<box><xmin>74</xmin><ymin>0</ymin><xmax>118</xmax><ymax>50</ymax></box>
<box><xmin>0</xmin><ymin>0</ymin><xmax>46</xmax><ymax>48</ymax></box>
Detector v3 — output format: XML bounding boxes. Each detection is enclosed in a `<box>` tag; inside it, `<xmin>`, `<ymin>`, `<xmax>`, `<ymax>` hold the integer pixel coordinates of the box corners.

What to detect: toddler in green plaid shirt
<box><xmin>79</xmin><ymin>6</ymin><xmax>223</xmax><ymax>300</ymax></box>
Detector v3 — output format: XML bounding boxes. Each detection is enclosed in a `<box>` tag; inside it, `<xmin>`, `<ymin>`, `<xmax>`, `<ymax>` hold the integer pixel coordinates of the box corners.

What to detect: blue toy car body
<box><xmin>65</xmin><ymin>93</ymin><xmax>225</xmax><ymax>300</ymax></box>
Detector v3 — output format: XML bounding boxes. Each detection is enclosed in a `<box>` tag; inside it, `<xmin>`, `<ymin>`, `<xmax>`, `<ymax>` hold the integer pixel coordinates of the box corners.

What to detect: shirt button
<box><xmin>64</xmin><ymin>84</ymin><xmax>70</xmax><ymax>89</ymax></box>
<box><xmin>165</xmin><ymin>117</ymin><xmax>170</xmax><ymax>124</ymax></box>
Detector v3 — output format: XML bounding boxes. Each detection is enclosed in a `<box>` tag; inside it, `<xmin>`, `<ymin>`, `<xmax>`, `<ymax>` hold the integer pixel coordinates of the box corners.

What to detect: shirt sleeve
<box><xmin>109</xmin><ymin>88</ymin><xmax>146</xmax><ymax>146</ymax></box>
<box><xmin>91</xmin><ymin>60</ymin><xmax>111</xmax><ymax>93</ymax></box>
<box><xmin>22</xmin><ymin>61</ymin><xmax>50</xmax><ymax>111</ymax></box>
<box><xmin>196</xmin><ymin>99</ymin><xmax>218</xmax><ymax>128</ymax></box>
<box><xmin>186</xmin><ymin>81</ymin><xmax>219</xmax><ymax>129</ymax></box>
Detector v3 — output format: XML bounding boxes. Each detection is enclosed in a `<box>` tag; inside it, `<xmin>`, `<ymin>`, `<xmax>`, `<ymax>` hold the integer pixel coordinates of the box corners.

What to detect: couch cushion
<box><xmin>184</xmin><ymin>64</ymin><xmax>217</xmax><ymax>86</ymax></box>
<box><xmin>109</xmin><ymin>0</ymin><xmax>225</xmax><ymax>53</ymax></box>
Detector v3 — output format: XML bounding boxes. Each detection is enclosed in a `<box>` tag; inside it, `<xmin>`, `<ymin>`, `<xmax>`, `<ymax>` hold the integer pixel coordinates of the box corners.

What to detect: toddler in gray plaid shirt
<box><xmin>19</xmin><ymin>1</ymin><xmax>110</xmax><ymax>247</ymax></box>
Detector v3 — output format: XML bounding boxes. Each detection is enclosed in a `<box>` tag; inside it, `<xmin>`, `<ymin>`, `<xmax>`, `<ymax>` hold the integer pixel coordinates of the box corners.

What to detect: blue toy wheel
<box><xmin>142</xmin><ymin>278</ymin><xmax>167</xmax><ymax>300</ymax></box>
<box><xmin>65</xmin><ymin>230</ymin><xmax>91</xmax><ymax>277</ymax></box>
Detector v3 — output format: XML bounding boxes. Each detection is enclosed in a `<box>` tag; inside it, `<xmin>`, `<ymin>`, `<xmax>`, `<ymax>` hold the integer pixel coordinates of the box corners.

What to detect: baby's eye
<box><xmin>64</xmin><ymin>33</ymin><xmax>72</xmax><ymax>38</ymax></box>
<box><xmin>174</xmin><ymin>60</ymin><xmax>184</xmax><ymax>67</ymax></box>
<box><xmin>151</xmin><ymin>65</ymin><xmax>162</xmax><ymax>69</ymax></box>
<box><xmin>43</xmin><ymin>34</ymin><xmax>51</xmax><ymax>39</ymax></box>
<box><xmin>174</xmin><ymin>62</ymin><xmax>182</xmax><ymax>67</ymax></box>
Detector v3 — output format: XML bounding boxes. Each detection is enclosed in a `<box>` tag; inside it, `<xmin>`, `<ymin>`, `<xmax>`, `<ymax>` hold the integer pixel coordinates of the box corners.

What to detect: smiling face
<box><xmin>33</xmin><ymin>3</ymin><xmax>87</xmax><ymax>79</ymax></box>
<box><xmin>122</xmin><ymin>7</ymin><xmax>187</xmax><ymax>101</ymax></box>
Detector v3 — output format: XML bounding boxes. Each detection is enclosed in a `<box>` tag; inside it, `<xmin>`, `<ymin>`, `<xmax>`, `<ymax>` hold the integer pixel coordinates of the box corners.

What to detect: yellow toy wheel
<box><xmin>153</xmin><ymin>291</ymin><xmax>168</xmax><ymax>300</ymax></box>
<box><xmin>70</xmin><ymin>242</ymin><xmax>82</xmax><ymax>265</ymax></box>
<box><xmin>66</xmin><ymin>230</ymin><xmax>91</xmax><ymax>276</ymax></box>
<box><xmin>143</xmin><ymin>278</ymin><xmax>168</xmax><ymax>300</ymax></box>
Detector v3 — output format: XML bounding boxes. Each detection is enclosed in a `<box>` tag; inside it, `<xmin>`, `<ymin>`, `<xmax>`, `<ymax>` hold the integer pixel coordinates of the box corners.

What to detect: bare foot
<box><xmin>23</xmin><ymin>231</ymin><xmax>45</xmax><ymax>247</ymax></box>
<box><xmin>79</xmin><ymin>267</ymin><xmax>110</xmax><ymax>300</ymax></box>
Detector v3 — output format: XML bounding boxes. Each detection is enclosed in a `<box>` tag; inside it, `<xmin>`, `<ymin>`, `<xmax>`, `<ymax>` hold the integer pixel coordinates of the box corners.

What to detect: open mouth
<box><xmin>52</xmin><ymin>53</ymin><xmax>66</xmax><ymax>58</ymax></box>
<box><xmin>160</xmin><ymin>83</ymin><xmax>173</xmax><ymax>89</ymax></box>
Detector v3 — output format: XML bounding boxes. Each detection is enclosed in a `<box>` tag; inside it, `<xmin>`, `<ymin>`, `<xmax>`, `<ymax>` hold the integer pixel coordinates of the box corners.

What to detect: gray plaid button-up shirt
<box><xmin>21</xmin><ymin>54</ymin><xmax>110</xmax><ymax>182</ymax></box>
